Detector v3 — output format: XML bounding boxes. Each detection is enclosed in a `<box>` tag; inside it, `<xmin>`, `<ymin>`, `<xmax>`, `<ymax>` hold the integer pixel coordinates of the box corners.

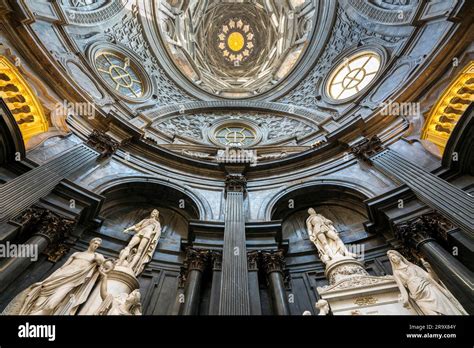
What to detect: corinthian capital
<box><xmin>87</xmin><ymin>129</ymin><xmax>119</xmax><ymax>158</ymax></box>
<box><xmin>393</xmin><ymin>213</ymin><xmax>455</xmax><ymax>249</ymax></box>
<box><xmin>261</xmin><ymin>250</ymin><xmax>286</xmax><ymax>274</ymax></box>
<box><xmin>349</xmin><ymin>135</ymin><xmax>384</xmax><ymax>163</ymax></box>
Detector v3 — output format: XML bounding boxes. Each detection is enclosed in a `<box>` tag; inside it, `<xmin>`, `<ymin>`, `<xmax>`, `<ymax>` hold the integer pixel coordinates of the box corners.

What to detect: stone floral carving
<box><xmin>87</xmin><ymin>129</ymin><xmax>119</xmax><ymax>158</ymax></box>
<box><xmin>350</xmin><ymin>135</ymin><xmax>384</xmax><ymax>163</ymax></box>
<box><xmin>154</xmin><ymin>111</ymin><xmax>316</xmax><ymax>145</ymax></box>
<box><xmin>387</xmin><ymin>250</ymin><xmax>467</xmax><ymax>315</ymax></box>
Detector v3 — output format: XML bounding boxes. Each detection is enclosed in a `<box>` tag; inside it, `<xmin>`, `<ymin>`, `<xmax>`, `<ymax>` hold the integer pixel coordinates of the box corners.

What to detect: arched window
<box><xmin>0</xmin><ymin>56</ymin><xmax>48</xmax><ymax>145</ymax></box>
<box><xmin>421</xmin><ymin>61</ymin><xmax>474</xmax><ymax>155</ymax></box>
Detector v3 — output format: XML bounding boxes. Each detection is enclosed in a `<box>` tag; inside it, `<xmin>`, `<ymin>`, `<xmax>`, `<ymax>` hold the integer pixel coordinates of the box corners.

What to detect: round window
<box><xmin>95</xmin><ymin>51</ymin><xmax>145</xmax><ymax>99</ymax></box>
<box><xmin>213</xmin><ymin>124</ymin><xmax>258</xmax><ymax>147</ymax></box>
<box><xmin>327</xmin><ymin>51</ymin><xmax>381</xmax><ymax>101</ymax></box>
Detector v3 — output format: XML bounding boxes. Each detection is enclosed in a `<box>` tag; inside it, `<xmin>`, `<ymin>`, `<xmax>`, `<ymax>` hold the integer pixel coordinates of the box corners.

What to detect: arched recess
<box><xmin>262</xmin><ymin>181</ymin><xmax>391</xmax><ymax>315</ymax></box>
<box><xmin>0</xmin><ymin>56</ymin><xmax>49</xmax><ymax>145</ymax></box>
<box><xmin>95</xmin><ymin>176</ymin><xmax>208</xmax><ymax>221</ymax></box>
<box><xmin>90</xmin><ymin>178</ymin><xmax>204</xmax><ymax>315</ymax></box>
<box><xmin>421</xmin><ymin>61</ymin><xmax>474</xmax><ymax>155</ymax></box>
<box><xmin>268</xmin><ymin>181</ymin><xmax>372</xmax><ymax>257</ymax></box>
<box><xmin>264</xmin><ymin>179</ymin><xmax>375</xmax><ymax>221</ymax></box>
<box><xmin>98</xmin><ymin>180</ymin><xmax>200</xmax><ymax>254</ymax></box>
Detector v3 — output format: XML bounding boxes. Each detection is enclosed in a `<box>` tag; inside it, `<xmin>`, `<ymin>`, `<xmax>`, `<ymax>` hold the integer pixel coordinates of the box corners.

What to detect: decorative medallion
<box><xmin>217</xmin><ymin>18</ymin><xmax>254</xmax><ymax>64</ymax></box>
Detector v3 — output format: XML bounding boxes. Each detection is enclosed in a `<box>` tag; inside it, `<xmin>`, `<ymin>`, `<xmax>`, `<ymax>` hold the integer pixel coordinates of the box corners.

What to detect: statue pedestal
<box><xmin>78</xmin><ymin>265</ymin><xmax>139</xmax><ymax>315</ymax></box>
<box><xmin>324</xmin><ymin>257</ymin><xmax>368</xmax><ymax>285</ymax></box>
<box><xmin>317</xmin><ymin>275</ymin><xmax>420</xmax><ymax>315</ymax></box>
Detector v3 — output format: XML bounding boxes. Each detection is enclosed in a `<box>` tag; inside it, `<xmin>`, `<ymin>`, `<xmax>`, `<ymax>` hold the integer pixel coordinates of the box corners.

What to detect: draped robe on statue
<box><xmin>16</xmin><ymin>251</ymin><xmax>104</xmax><ymax>315</ymax></box>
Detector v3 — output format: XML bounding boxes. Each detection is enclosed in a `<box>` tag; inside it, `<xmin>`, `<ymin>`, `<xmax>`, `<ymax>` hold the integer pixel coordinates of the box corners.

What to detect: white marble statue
<box><xmin>17</xmin><ymin>238</ymin><xmax>105</xmax><ymax>315</ymax></box>
<box><xmin>95</xmin><ymin>268</ymin><xmax>142</xmax><ymax>316</ymax></box>
<box><xmin>316</xmin><ymin>299</ymin><xmax>330</xmax><ymax>315</ymax></box>
<box><xmin>118</xmin><ymin>209</ymin><xmax>162</xmax><ymax>276</ymax></box>
<box><xmin>387</xmin><ymin>250</ymin><xmax>467</xmax><ymax>315</ymax></box>
<box><xmin>306</xmin><ymin>208</ymin><xmax>356</xmax><ymax>263</ymax></box>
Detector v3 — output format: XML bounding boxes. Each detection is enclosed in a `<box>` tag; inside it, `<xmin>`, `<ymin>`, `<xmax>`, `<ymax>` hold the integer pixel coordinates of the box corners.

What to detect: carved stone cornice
<box><xmin>224</xmin><ymin>174</ymin><xmax>247</xmax><ymax>196</ymax></box>
<box><xmin>261</xmin><ymin>250</ymin><xmax>286</xmax><ymax>275</ymax></box>
<box><xmin>349</xmin><ymin>135</ymin><xmax>384</xmax><ymax>163</ymax></box>
<box><xmin>87</xmin><ymin>129</ymin><xmax>119</xmax><ymax>158</ymax></box>
<box><xmin>393</xmin><ymin>213</ymin><xmax>455</xmax><ymax>249</ymax></box>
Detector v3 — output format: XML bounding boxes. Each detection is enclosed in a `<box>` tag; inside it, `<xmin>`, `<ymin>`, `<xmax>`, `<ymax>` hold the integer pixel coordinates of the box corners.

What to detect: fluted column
<box><xmin>247</xmin><ymin>251</ymin><xmax>262</xmax><ymax>315</ymax></box>
<box><xmin>0</xmin><ymin>130</ymin><xmax>118</xmax><ymax>223</ymax></box>
<box><xmin>351</xmin><ymin>136</ymin><xmax>474</xmax><ymax>235</ymax></box>
<box><xmin>261</xmin><ymin>250</ymin><xmax>290</xmax><ymax>315</ymax></box>
<box><xmin>219</xmin><ymin>173</ymin><xmax>250</xmax><ymax>315</ymax></box>
<box><xmin>209</xmin><ymin>251</ymin><xmax>222</xmax><ymax>315</ymax></box>
<box><xmin>395</xmin><ymin>214</ymin><xmax>474</xmax><ymax>313</ymax></box>
<box><xmin>179</xmin><ymin>248</ymin><xmax>210</xmax><ymax>315</ymax></box>
<box><xmin>0</xmin><ymin>208</ymin><xmax>75</xmax><ymax>292</ymax></box>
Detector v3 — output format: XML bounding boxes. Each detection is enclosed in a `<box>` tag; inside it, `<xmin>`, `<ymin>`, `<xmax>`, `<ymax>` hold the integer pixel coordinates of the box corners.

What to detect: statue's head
<box><xmin>89</xmin><ymin>237</ymin><xmax>102</xmax><ymax>251</ymax></box>
<box><xmin>127</xmin><ymin>289</ymin><xmax>141</xmax><ymax>305</ymax></box>
<box><xmin>315</xmin><ymin>299</ymin><xmax>328</xmax><ymax>309</ymax></box>
<box><xmin>308</xmin><ymin>208</ymin><xmax>316</xmax><ymax>215</ymax></box>
<box><xmin>151</xmin><ymin>209</ymin><xmax>160</xmax><ymax>219</ymax></box>
<box><xmin>387</xmin><ymin>250</ymin><xmax>402</xmax><ymax>265</ymax></box>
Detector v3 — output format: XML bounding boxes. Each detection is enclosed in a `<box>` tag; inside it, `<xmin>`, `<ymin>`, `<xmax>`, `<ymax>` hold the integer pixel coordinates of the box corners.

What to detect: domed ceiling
<box><xmin>8</xmin><ymin>0</ymin><xmax>461</xmax><ymax>166</ymax></box>
<box><xmin>157</xmin><ymin>0</ymin><xmax>316</xmax><ymax>98</ymax></box>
